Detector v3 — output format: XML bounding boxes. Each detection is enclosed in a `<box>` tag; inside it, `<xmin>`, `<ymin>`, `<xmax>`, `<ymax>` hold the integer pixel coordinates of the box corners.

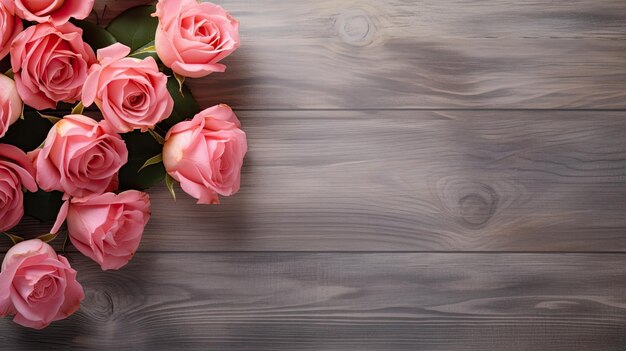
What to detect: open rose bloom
<box><xmin>14</xmin><ymin>0</ymin><xmax>94</xmax><ymax>25</ymax></box>
<box><xmin>154</xmin><ymin>0</ymin><xmax>240</xmax><ymax>78</ymax></box>
<box><xmin>0</xmin><ymin>0</ymin><xmax>23</xmax><ymax>60</ymax></box>
<box><xmin>10</xmin><ymin>22</ymin><xmax>96</xmax><ymax>110</ymax></box>
<box><xmin>0</xmin><ymin>74</ymin><xmax>23</xmax><ymax>138</ymax></box>
<box><xmin>83</xmin><ymin>43</ymin><xmax>174</xmax><ymax>133</ymax></box>
<box><xmin>163</xmin><ymin>104</ymin><xmax>247</xmax><ymax>204</ymax></box>
<box><xmin>0</xmin><ymin>0</ymin><xmax>246</xmax><ymax>330</ymax></box>
<box><xmin>0</xmin><ymin>240</ymin><xmax>84</xmax><ymax>329</ymax></box>
<box><xmin>53</xmin><ymin>191</ymin><xmax>151</xmax><ymax>271</ymax></box>
<box><xmin>0</xmin><ymin>144</ymin><xmax>37</xmax><ymax>232</ymax></box>
<box><xmin>32</xmin><ymin>115</ymin><xmax>128</xmax><ymax>198</ymax></box>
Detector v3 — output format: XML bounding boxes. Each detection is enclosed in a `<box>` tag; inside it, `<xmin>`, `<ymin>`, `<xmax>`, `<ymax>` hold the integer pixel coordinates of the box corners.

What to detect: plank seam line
<box><xmin>229</xmin><ymin>108</ymin><xmax>626</xmax><ymax>112</ymax></box>
<box><xmin>96</xmin><ymin>251</ymin><xmax>626</xmax><ymax>254</ymax></box>
<box><xmin>4</xmin><ymin>250</ymin><xmax>626</xmax><ymax>255</ymax></box>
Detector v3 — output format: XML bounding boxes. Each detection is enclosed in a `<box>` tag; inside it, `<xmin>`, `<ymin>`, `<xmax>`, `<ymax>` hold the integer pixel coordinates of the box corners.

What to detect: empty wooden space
<box><xmin>2</xmin><ymin>0</ymin><xmax>626</xmax><ymax>350</ymax></box>
<box><xmin>3</xmin><ymin>254</ymin><xmax>626</xmax><ymax>350</ymax></box>
<box><xmin>94</xmin><ymin>0</ymin><xmax>626</xmax><ymax>109</ymax></box>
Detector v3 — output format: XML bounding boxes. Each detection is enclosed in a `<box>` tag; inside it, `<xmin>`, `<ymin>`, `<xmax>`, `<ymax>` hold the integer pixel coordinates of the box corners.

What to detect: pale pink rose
<box><xmin>83</xmin><ymin>43</ymin><xmax>174</xmax><ymax>133</ymax></box>
<box><xmin>33</xmin><ymin>115</ymin><xmax>128</xmax><ymax>198</ymax></box>
<box><xmin>52</xmin><ymin>191</ymin><xmax>151</xmax><ymax>271</ymax></box>
<box><xmin>153</xmin><ymin>0</ymin><xmax>240</xmax><ymax>78</ymax></box>
<box><xmin>14</xmin><ymin>0</ymin><xmax>94</xmax><ymax>26</ymax></box>
<box><xmin>0</xmin><ymin>0</ymin><xmax>23</xmax><ymax>60</ymax></box>
<box><xmin>163</xmin><ymin>104</ymin><xmax>247</xmax><ymax>204</ymax></box>
<box><xmin>0</xmin><ymin>144</ymin><xmax>37</xmax><ymax>232</ymax></box>
<box><xmin>0</xmin><ymin>74</ymin><xmax>23</xmax><ymax>138</ymax></box>
<box><xmin>10</xmin><ymin>22</ymin><xmax>96</xmax><ymax>110</ymax></box>
<box><xmin>0</xmin><ymin>239</ymin><xmax>84</xmax><ymax>329</ymax></box>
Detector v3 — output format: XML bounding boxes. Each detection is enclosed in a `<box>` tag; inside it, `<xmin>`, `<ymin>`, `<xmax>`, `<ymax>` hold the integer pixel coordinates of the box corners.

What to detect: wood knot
<box><xmin>436</xmin><ymin>177</ymin><xmax>499</xmax><ymax>229</ymax></box>
<box><xmin>335</xmin><ymin>9</ymin><xmax>377</xmax><ymax>46</ymax></box>
<box><xmin>83</xmin><ymin>288</ymin><xmax>115</xmax><ymax>321</ymax></box>
<box><xmin>458</xmin><ymin>191</ymin><xmax>497</xmax><ymax>227</ymax></box>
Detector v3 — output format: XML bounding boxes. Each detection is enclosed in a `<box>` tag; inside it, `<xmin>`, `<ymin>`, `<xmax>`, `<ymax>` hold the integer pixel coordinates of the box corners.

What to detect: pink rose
<box><xmin>14</xmin><ymin>0</ymin><xmax>94</xmax><ymax>26</ymax></box>
<box><xmin>0</xmin><ymin>0</ymin><xmax>23</xmax><ymax>60</ymax></box>
<box><xmin>0</xmin><ymin>239</ymin><xmax>84</xmax><ymax>329</ymax></box>
<box><xmin>33</xmin><ymin>115</ymin><xmax>128</xmax><ymax>198</ymax></box>
<box><xmin>10</xmin><ymin>22</ymin><xmax>96</xmax><ymax>110</ymax></box>
<box><xmin>0</xmin><ymin>74</ymin><xmax>22</xmax><ymax>138</ymax></box>
<box><xmin>153</xmin><ymin>0</ymin><xmax>240</xmax><ymax>78</ymax></box>
<box><xmin>52</xmin><ymin>191</ymin><xmax>151</xmax><ymax>271</ymax></box>
<box><xmin>0</xmin><ymin>144</ymin><xmax>37</xmax><ymax>232</ymax></box>
<box><xmin>83</xmin><ymin>43</ymin><xmax>174</xmax><ymax>133</ymax></box>
<box><xmin>163</xmin><ymin>104</ymin><xmax>247</xmax><ymax>204</ymax></box>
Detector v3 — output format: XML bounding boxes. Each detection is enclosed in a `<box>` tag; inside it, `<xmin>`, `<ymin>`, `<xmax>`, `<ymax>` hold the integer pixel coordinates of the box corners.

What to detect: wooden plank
<box><xmin>11</xmin><ymin>110</ymin><xmax>626</xmax><ymax>252</ymax></box>
<box><xmin>88</xmin><ymin>0</ymin><xmax>626</xmax><ymax>109</ymax></box>
<box><xmin>1</xmin><ymin>253</ymin><xmax>626</xmax><ymax>350</ymax></box>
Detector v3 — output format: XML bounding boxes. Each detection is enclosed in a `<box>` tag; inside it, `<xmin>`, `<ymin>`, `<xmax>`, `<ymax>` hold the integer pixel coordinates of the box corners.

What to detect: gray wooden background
<box><xmin>2</xmin><ymin>0</ymin><xmax>626</xmax><ymax>350</ymax></box>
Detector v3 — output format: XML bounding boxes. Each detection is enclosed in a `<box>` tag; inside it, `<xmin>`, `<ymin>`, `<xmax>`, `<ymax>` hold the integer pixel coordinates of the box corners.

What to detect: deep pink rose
<box><xmin>153</xmin><ymin>0</ymin><xmax>240</xmax><ymax>78</ymax></box>
<box><xmin>10</xmin><ymin>22</ymin><xmax>96</xmax><ymax>110</ymax></box>
<box><xmin>0</xmin><ymin>0</ymin><xmax>23</xmax><ymax>60</ymax></box>
<box><xmin>0</xmin><ymin>239</ymin><xmax>84</xmax><ymax>329</ymax></box>
<box><xmin>83</xmin><ymin>43</ymin><xmax>174</xmax><ymax>133</ymax></box>
<box><xmin>52</xmin><ymin>191</ymin><xmax>151</xmax><ymax>271</ymax></box>
<box><xmin>0</xmin><ymin>144</ymin><xmax>37</xmax><ymax>232</ymax></box>
<box><xmin>0</xmin><ymin>74</ymin><xmax>22</xmax><ymax>138</ymax></box>
<box><xmin>14</xmin><ymin>0</ymin><xmax>94</xmax><ymax>26</ymax></box>
<box><xmin>163</xmin><ymin>104</ymin><xmax>247</xmax><ymax>204</ymax></box>
<box><xmin>33</xmin><ymin>115</ymin><xmax>128</xmax><ymax>198</ymax></box>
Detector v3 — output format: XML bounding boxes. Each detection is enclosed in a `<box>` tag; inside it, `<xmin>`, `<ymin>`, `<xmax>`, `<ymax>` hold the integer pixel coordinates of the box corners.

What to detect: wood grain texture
<box><xmin>87</xmin><ymin>0</ymin><xmax>626</xmax><ymax>109</ymax></box>
<box><xmin>10</xmin><ymin>110</ymin><xmax>626</xmax><ymax>252</ymax></box>
<box><xmin>2</xmin><ymin>1</ymin><xmax>626</xmax><ymax>349</ymax></box>
<box><xmin>2</xmin><ymin>253</ymin><xmax>626</xmax><ymax>350</ymax></box>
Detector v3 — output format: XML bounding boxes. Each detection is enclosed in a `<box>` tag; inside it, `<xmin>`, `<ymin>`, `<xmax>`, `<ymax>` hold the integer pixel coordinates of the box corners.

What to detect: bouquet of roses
<box><xmin>0</xmin><ymin>0</ymin><xmax>246</xmax><ymax>329</ymax></box>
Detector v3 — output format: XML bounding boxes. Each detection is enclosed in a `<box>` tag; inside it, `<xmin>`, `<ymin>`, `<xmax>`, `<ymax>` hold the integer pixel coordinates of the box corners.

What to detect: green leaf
<box><xmin>138</xmin><ymin>153</ymin><xmax>163</xmax><ymax>173</ymax></box>
<box><xmin>3</xmin><ymin>232</ymin><xmax>24</xmax><ymax>245</ymax></box>
<box><xmin>118</xmin><ymin>130</ymin><xmax>166</xmax><ymax>190</ymax></box>
<box><xmin>165</xmin><ymin>174</ymin><xmax>176</xmax><ymax>201</ymax></box>
<box><xmin>24</xmin><ymin>190</ymin><xmax>64</xmax><ymax>222</ymax></box>
<box><xmin>174</xmin><ymin>73</ymin><xmax>185</xmax><ymax>96</ymax></box>
<box><xmin>1</xmin><ymin>109</ymin><xmax>53</xmax><ymax>152</ymax></box>
<box><xmin>37</xmin><ymin>232</ymin><xmax>59</xmax><ymax>243</ymax></box>
<box><xmin>129</xmin><ymin>41</ymin><xmax>159</xmax><ymax>60</ymax></box>
<box><xmin>4</xmin><ymin>68</ymin><xmax>13</xmax><ymax>79</ymax></box>
<box><xmin>159</xmin><ymin>75</ymin><xmax>200</xmax><ymax>130</ymax></box>
<box><xmin>37</xmin><ymin>112</ymin><xmax>62</xmax><ymax>124</ymax></box>
<box><xmin>62</xmin><ymin>231</ymin><xmax>69</xmax><ymax>253</ymax></box>
<box><xmin>71</xmin><ymin>101</ymin><xmax>84</xmax><ymax>115</ymax></box>
<box><xmin>147</xmin><ymin>129</ymin><xmax>165</xmax><ymax>144</ymax></box>
<box><xmin>106</xmin><ymin>5</ymin><xmax>158</xmax><ymax>52</ymax></box>
<box><xmin>71</xmin><ymin>19</ymin><xmax>118</xmax><ymax>51</ymax></box>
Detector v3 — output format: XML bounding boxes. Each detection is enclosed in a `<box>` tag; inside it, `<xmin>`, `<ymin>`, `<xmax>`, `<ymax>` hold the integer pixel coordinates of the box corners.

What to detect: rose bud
<box><xmin>153</xmin><ymin>0</ymin><xmax>240</xmax><ymax>78</ymax></box>
<box><xmin>14</xmin><ymin>0</ymin><xmax>94</xmax><ymax>26</ymax></box>
<box><xmin>83</xmin><ymin>43</ymin><xmax>174</xmax><ymax>133</ymax></box>
<box><xmin>163</xmin><ymin>104</ymin><xmax>247</xmax><ymax>204</ymax></box>
<box><xmin>0</xmin><ymin>74</ymin><xmax>23</xmax><ymax>138</ymax></box>
<box><xmin>52</xmin><ymin>191</ymin><xmax>151</xmax><ymax>271</ymax></box>
<box><xmin>0</xmin><ymin>144</ymin><xmax>37</xmax><ymax>232</ymax></box>
<box><xmin>10</xmin><ymin>22</ymin><xmax>96</xmax><ymax>110</ymax></box>
<box><xmin>32</xmin><ymin>115</ymin><xmax>128</xmax><ymax>198</ymax></box>
<box><xmin>0</xmin><ymin>239</ymin><xmax>84</xmax><ymax>329</ymax></box>
<box><xmin>0</xmin><ymin>0</ymin><xmax>23</xmax><ymax>60</ymax></box>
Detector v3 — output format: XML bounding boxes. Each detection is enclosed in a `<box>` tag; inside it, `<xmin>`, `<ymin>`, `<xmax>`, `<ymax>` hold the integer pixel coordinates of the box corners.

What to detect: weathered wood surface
<box><xmin>4</xmin><ymin>0</ymin><xmax>626</xmax><ymax>349</ymax></box>
<box><xmin>3</xmin><ymin>253</ymin><xmax>626</xmax><ymax>350</ymax></box>
<box><xmin>87</xmin><ymin>0</ymin><xmax>626</xmax><ymax>109</ymax></box>
<box><xmin>12</xmin><ymin>110</ymin><xmax>626</xmax><ymax>252</ymax></box>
